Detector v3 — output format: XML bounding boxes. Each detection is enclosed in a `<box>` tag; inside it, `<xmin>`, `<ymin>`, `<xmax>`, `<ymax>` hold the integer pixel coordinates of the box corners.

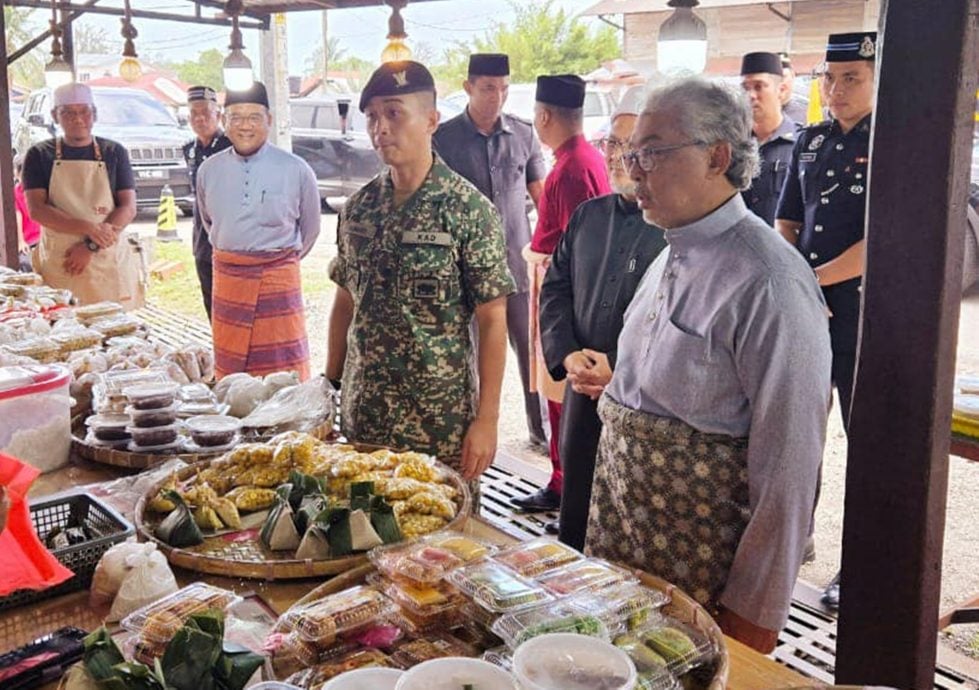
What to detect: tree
<box><xmin>432</xmin><ymin>0</ymin><xmax>620</xmax><ymax>87</ymax></box>
<box><xmin>304</xmin><ymin>36</ymin><xmax>347</xmax><ymax>76</ymax></box>
<box><xmin>4</xmin><ymin>7</ymin><xmax>45</xmax><ymax>88</ymax></box>
<box><xmin>167</xmin><ymin>48</ymin><xmax>224</xmax><ymax>90</ymax></box>
<box><xmin>71</xmin><ymin>23</ymin><xmax>119</xmax><ymax>55</ymax></box>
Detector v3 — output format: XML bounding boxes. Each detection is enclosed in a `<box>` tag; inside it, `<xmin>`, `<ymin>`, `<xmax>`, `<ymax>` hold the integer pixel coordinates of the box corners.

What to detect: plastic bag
<box><xmin>0</xmin><ymin>453</ymin><xmax>73</xmax><ymax>596</ymax></box>
<box><xmin>240</xmin><ymin>376</ymin><xmax>336</xmax><ymax>430</ymax></box>
<box><xmin>107</xmin><ymin>542</ymin><xmax>179</xmax><ymax>621</ymax></box>
<box><xmin>90</xmin><ymin>540</ymin><xmax>147</xmax><ymax>607</ymax></box>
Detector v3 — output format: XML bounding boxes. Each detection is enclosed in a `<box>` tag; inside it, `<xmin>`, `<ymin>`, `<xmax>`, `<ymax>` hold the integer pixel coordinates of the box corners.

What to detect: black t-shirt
<box><xmin>22</xmin><ymin>137</ymin><xmax>136</xmax><ymax>194</ymax></box>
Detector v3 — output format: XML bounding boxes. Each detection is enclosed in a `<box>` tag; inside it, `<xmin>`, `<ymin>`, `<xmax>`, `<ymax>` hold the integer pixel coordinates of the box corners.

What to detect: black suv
<box><xmin>289</xmin><ymin>96</ymin><xmax>382</xmax><ymax>210</ymax></box>
<box><xmin>13</xmin><ymin>86</ymin><xmax>194</xmax><ymax>214</ymax></box>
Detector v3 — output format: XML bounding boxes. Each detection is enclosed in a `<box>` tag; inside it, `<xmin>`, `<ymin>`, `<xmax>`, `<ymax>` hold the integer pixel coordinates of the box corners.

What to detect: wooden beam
<box><xmin>0</xmin><ymin>8</ymin><xmax>20</xmax><ymax>269</ymax></box>
<box><xmin>5</xmin><ymin>2</ymin><xmax>268</xmax><ymax>30</ymax></box>
<box><xmin>835</xmin><ymin>0</ymin><xmax>979</xmax><ymax>686</ymax></box>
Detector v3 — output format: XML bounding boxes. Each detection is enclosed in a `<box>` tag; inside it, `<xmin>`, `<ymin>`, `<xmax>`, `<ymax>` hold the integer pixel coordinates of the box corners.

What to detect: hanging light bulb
<box><xmin>381</xmin><ymin>0</ymin><xmax>412</xmax><ymax>63</ymax></box>
<box><xmin>657</xmin><ymin>0</ymin><xmax>708</xmax><ymax>75</ymax></box>
<box><xmin>223</xmin><ymin>0</ymin><xmax>254</xmax><ymax>91</ymax></box>
<box><xmin>44</xmin><ymin>1</ymin><xmax>73</xmax><ymax>88</ymax></box>
<box><xmin>119</xmin><ymin>0</ymin><xmax>141</xmax><ymax>83</ymax></box>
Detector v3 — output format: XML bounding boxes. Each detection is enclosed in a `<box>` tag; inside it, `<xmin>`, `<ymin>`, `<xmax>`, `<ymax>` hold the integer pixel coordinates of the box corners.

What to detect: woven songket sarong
<box><xmin>585</xmin><ymin>394</ymin><xmax>751</xmax><ymax>611</ymax></box>
<box><xmin>212</xmin><ymin>248</ymin><xmax>310</xmax><ymax>381</ymax></box>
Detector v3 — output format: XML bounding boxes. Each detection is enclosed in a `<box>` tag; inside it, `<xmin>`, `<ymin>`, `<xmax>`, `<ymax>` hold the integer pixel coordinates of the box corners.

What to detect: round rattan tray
<box><xmin>134</xmin><ymin>448</ymin><xmax>471</xmax><ymax>580</ymax></box>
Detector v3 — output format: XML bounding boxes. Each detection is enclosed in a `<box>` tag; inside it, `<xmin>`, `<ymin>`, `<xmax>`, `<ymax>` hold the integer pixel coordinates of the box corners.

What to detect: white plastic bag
<box><xmin>106</xmin><ymin>543</ymin><xmax>179</xmax><ymax>621</ymax></box>
<box><xmin>90</xmin><ymin>540</ymin><xmax>146</xmax><ymax>607</ymax></box>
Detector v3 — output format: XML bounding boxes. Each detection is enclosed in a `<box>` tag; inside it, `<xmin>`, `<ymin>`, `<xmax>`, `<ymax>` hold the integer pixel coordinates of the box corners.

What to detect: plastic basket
<box><xmin>0</xmin><ymin>492</ymin><xmax>134</xmax><ymax>611</ymax></box>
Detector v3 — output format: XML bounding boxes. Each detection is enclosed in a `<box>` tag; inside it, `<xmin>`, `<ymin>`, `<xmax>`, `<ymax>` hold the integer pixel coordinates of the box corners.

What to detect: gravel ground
<box><xmin>137</xmin><ymin>211</ymin><xmax>979</xmax><ymax>662</ymax></box>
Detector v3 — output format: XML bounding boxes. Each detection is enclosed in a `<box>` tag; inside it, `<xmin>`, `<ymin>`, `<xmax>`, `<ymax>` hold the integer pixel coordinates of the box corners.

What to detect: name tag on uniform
<box><xmin>345</xmin><ymin>222</ymin><xmax>376</xmax><ymax>238</ymax></box>
<box><xmin>800</xmin><ymin>153</ymin><xmax>817</xmax><ymax>163</ymax></box>
<box><xmin>402</xmin><ymin>231</ymin><xmax>452</xmax><ymax>246</ymax></box>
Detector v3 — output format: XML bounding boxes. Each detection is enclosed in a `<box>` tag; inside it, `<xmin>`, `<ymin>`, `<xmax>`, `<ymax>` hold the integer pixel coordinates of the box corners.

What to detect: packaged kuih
<box><xmin>387</xmin><ymin>631</ymin><xmax>478</xmax><ymax>668</ymax></box>
<box><xmin>285</xmin><ymin>648</ymin><xmax>395</xmax><ymax>688</ymax></box>
<box><xmin>121</xmin><ymin>582</ymin><xmax>241</xmax><ymax>645</ymax></box>
<box><xmin>460</xmin><ymin>601</ymin><xmax>501</xmax><ymax>632</ymax></box>
<box><xmin>280</xmin><ymin>585</ymin><xmax>395</xmax><ymax>645</ymax></box>
<box><xmin>126</xmin><ymin>423</ymin><xmax>180</xmax><ymax>448</ymax></box>
<box><xmin>447</xmin><ymin>560</ymin><xmax>554</xmax><ymax>613</ymax></box>
<box><xmin>570</xmin><ymin>582</ymin><xmax>670</xmax><ymax>635</ymax></box>
<box><xmin>125</xmin><ymin>403</ymin><xmax>179</xmax><ymax>428</ymax></box>
<box><xmin>481</xmin><ymin>645</ymin><xmax>513</xmax><ymax>672</ymax></box>
<box><xmin>368</xmin><ymin>540</ymin><xmax>465</xmax><ymax>586</ymax></box>
<box><xmin>74</xmin><ymin>301</ymin><xmax>124</xmax><ymax>325</ymax></box>
<box><xmin>536</xmin><ymin>557</ymin><xmax>638</xmax><ymax>596</ymax></box>
<box><xmin>612</xmin><ymin>632</ymin><xmax>681</xmax><ymax>690</ymax></box>
<box><xmin>2</xmin><ymin>336</ymin><xmax>60</xmax><ymax>363</ymax></box>
<box><xmin>491</xmin><ymin>597</ymin><xmax>609</xmax><ymax>650</ymax></box>
<box><xmin>631</xmin><ymin>614</ymin><xmax>717</xmax><ymax>676</ymax></box>
<box><xmin>422</xmin><ymin>531</ymin><xmax>497</xmax><ymax>563</ymax></box>
<box><xmin>86</xmin><ymin>413</ymin><xmax>132</xmax><ymax>443</ymax></box>
<box><xmin>185</xmin><ymin>414</ymin><xmax>241</xmax><ymax>447</ymax></box>
<box><xmin>368</xmin><ymin>574</ymin><xmax>464</xmax><ymax>631</ymax></box>
<box><xmin>123</xmin><ymin>381</ymin><xmax>180</xmax><ymax>410</ymax></box>
<box><xmin>90</xmin><ymin>312</ymin><xmax>142</xmax><ymax>339</ymax></box>
<box><xmin>493</xmin><ymin>536</ymin><xmax>584</xmax><ymax>577</ymax></box>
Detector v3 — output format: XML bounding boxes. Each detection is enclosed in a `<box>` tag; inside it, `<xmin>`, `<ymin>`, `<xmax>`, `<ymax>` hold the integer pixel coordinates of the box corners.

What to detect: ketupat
<box><xmin>642</xmin><ymin>626</ymin><xmax>699</xmax><ymax>664</ymax></box>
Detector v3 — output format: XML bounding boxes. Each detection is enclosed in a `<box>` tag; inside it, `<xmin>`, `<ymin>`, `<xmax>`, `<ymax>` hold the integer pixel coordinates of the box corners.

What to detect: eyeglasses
<box><xmin>620</xmin><ymin>141</ymin><xmax>705</xmax><ymax>172</ymax></box>
<box><xmin>57</xmin><ymin>107</ymin><xmax>94</xmax><ymax>120</ymax></box>
<box><xmin>227</xmin><ymin>113</ymin><xmax>266</xmax><ymax>127</ymax></box>
<box><xmin>598</xmin><ymin>137</ymin><xmax>629</xmax><ymax>153</ymax></box>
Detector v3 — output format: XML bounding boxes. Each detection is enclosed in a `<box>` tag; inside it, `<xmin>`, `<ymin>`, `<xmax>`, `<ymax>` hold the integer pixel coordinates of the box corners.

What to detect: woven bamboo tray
<box><xmin>134</xmin><ymin>449</ymin><xmax>471</xmax><ymax>580</ymax></box>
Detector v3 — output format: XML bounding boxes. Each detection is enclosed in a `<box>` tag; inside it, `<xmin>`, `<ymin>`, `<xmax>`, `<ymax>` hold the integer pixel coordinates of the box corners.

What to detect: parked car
<box><xmin>13</xmin><ymin>86</ymin><xmax>194</xmax><ymax>214</ymax></box>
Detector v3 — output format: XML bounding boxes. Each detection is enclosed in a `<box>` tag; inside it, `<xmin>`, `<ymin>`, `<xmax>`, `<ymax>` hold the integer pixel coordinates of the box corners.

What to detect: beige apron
<box><xmin>34</xmin><ymin>138</ymin><xmax>145</xmax><ymax>310</ymax></box>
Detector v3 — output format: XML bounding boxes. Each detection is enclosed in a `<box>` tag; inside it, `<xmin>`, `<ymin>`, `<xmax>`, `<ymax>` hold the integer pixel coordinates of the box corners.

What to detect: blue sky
<box><xmin>20</xmin><ymin>0</ymin><xmax>604</xmax><ymax>74</ymax></box>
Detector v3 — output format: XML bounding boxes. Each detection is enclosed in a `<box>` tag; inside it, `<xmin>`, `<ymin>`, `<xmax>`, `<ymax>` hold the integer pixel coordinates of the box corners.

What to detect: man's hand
<box><xmin>63</xmin><ymin>241</ymin><xmax>94</xmax><ymax>276</ymax></box>
<box><xmin>89</xmin><ymin>221</ymin><xmax>119</xmax><ymax>249</ymax></box>
<box><xmin>563</xmin><ymin>351</ymin><xmax>595</xmax><ymax>378</ymax></box>
<box><xmin>567</xmin><ymin>349</ymin><xmax>613</xmax><ymax>400</ymax></box>
<box><xmin>460</xmin><ymin>415</ymin><xmax>498</xmax><ymax>481</ymax></box>
<box><xmin>716</xmin><ymin>607</ymin><xmax>778</xmax><ymax>654</ymax></box>
<box><xmin>521</xmin><ymin>242</ymin><xmax>551</xmax><ymax>267</ymax></box>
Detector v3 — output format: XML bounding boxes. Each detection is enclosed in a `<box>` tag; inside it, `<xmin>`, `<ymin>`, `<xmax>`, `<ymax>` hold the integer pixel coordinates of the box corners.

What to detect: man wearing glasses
<box><xmin>775</xmin><ymin>32</ymin><xmax>877</xmax><ymax>609</ymax></box>
<box><xmin>22</xmin><ymin>83</ymin><xmax>143</xmax><ymax>308</ymax></box>
<box><xmin>197</xmin><ymin>81</ymin><xmax>320</xmax><ymax>381</ymax></box>
<box><xmin>538</xmin><ymin>88</ymin><xmax>667</xmax><ymax>548</ymax></box>
<box><xmin>585</xmin><ymin>77</ymin><xmax>831</xmax><ymax>653</ymax></box>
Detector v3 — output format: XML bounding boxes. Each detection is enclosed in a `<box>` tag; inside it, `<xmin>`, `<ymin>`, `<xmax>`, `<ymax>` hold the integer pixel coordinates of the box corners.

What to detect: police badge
<box><xmin>858</xmin><ymin>36</ymin><xmax>876</xmax><ymax>58</ymax></box>
<box><xmin>809</xmin><ymin>134</ymin><xmax>825</xmax><ymax>151</ymax></box>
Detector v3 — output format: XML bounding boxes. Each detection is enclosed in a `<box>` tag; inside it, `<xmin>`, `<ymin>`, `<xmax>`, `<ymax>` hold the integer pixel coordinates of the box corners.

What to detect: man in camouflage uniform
<box><xmin>327</xmin><ymin>61</ymin><xmax>514</xmax><ymax>482</ymax></box>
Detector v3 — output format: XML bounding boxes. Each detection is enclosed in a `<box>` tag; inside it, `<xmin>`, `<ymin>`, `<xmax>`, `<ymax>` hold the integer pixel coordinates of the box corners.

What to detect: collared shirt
<box><xmin>540</xmin><ymin>193</ymin><xmax>667</xmax><ymax>379</ymax></box>
<box><xmin>434</xmin><ymin>109</ymin><xmax>547</xmax><ymax>292</ymax></box>
<box><xmin>530</xmin><ymin>134</ymin><xmax>611</xmax><ymax>255</ymax></box>
<box><xmin>609</xmin><ymin>194</ymin><xmax>831</xmax><ymax>630</ymax></box>
<box><xmin>329</xmin><ymin>155</ymin><xmax>515</xmax><ymax>462</ymax></box>
<box><xmin>182</xmin><ymin>131</ymin><xmax>232</xmax><ymax>258</ymax></box>
<box><xmin>196</xmin><ymin>142</ymin><xmax>321</xmax><ymax>257</ymax></box>
<box><xmin>742</xmin><ymin>115</ymin><xmax>797</xmax><ymax>225</ymax></box>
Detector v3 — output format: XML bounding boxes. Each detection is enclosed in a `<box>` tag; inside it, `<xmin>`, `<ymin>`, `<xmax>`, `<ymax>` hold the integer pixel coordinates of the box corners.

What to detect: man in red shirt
<box><xmin>515</xmin><ymin>74</ymin><xmax>611</xmax><ymax>515</ymax></box>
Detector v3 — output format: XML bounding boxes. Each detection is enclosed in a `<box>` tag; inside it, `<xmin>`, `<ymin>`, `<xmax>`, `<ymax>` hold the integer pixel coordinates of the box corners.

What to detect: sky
<box><xmin>13</xmin><ymin>0</ymin><xmax>605</xmax><ymax>75</ymax></box>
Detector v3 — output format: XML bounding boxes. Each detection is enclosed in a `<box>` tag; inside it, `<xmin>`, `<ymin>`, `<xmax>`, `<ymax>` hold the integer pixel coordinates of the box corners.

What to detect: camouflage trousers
<box><xmin>585</xmin><ymin>395</ymin><xmax>751</xmax><ymax>612</ymax></box>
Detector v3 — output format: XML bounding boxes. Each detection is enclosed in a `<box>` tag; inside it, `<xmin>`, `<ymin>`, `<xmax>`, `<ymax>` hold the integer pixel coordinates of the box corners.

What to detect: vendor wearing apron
<box><xmin>586</xmin><ymin>78</ymin><xmax>831</xmax><ymax>653</ymax></box>
<box><xmin>22</xmin><ymin>82</ymin><xmax>143</xmax><ymax>309</ymax></box>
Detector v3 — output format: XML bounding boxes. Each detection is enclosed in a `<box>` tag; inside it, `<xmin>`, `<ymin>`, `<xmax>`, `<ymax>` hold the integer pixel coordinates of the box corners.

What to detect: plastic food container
<box><xmin>628</xmin><ymin>615</ymin><xmax>717</xmax><ymax>676</ymax></box>
<box><xmin>73</xmin><ymin>300</ymin><xmax>124</xmax><ymax>325</ymax></box>
<box><xmin>423</xmin><ymin>532</ymin><xmax>498</xmax><ymax>562</ymax></box>
<box><xmin>513</xmin><ymin>633</ymin><xmax>637</xmax><ymax>690</ymax></box>
<box><xmin>388</xmin><ymin>633</ymin><xmax>478</xmax><ymax>669</ymax></box>
<box><xmin>369</xmin><ymin>542</ymin><xmax>465</xmax><ymax>586</ymax></box>
<box><xmin>1</xmin><ymin>272</ymin><xmax>42</xmax><ymax>286</ymax></box>
<box><xmin>0</xmin><ymin>365</ymin><xmax>72</xmax><ymax>473</ymax></box>
<box><xmin>492</xmin><ymin>599</ymin><xmax>610</xmax><ymax>650</ymax></box>
<box><xmin>481</xmin><ymin>646</ymin><xmax>513</xmax><ymax>672</ymax></box>
<box><xmin>50</xmin><ymin>328</ymin><xmax>103</xmax><ymax>353</ymax></box>
<box><xmin>536</xmin><ymin>558</ymin><xmax>637</xmax><ymax>596</ymax></box>
<box><xmin>321</xmin><ymin>667</ymin><xmax>404</xmax><ymax>690</ymax></box>
<box><xmin>394</xmin><ymin>657</ymin><xmax>515</xmax><ymax>690</ymax></box>
<box><xmin>126</xmin><ymin>423</ymin><xmax>180</xmax><ymax>447</ymax></box>
<box><xmin>2</xmin><ymin>336</ymin><xmax>61</xmax><ymax>363</ymax></box>
<box><xmin>125</xmin><ymin>404</ymin><xmax>179</xmax><ymax>428</ymax></box>
<box><xmin>124</xmin><ymin>381</ymin><xmax>180</xmax><ymax>410</ymax></box>
<box><xmin>250</xmin><ymin>683</ymin><xmax>304</xmax><ymax>690</ymax></box>
<box><xmin>447</xmin><ymin>561</ymin><xmax>554</xmax><ymax>613</ymax></box>
<box><xmin>121</xmin><ymin>583</ymin><xmax>241</xmax><ymax>645</ymax></box>
<box><xmin>185</xmin><ymin>415</ymin><xmax>241</xmax><ymax>447</ymax></box>
<box><xmin>281</xmin><ymin>586</ymin><xmax>395</xmax><ymax>645</ymax></box>
<box><xmin>369</xmin><ymin>575</ymin><xmax>463</xmax><ymax>632</ymax></box>
<box><xmin>94</xmin><ymin>368</ymin><xmax>172</xmax><ymax>414</ymax></box>
<box><xmin>286</xmin><ymin>649</ymin><xmax>396</xmax><ymax>688</ymax></box>
<box><xmin>494</xmin><ymin>537</ymin><xmax>584</xmax><ymax>577</ymax></box>
<box><xmin>86</xmin><ymin>413</ymin><xmax>132</xmax><ymax>442</ymax></box>
<box><xmin>571</xmin><ymin>583</ymin><xmax>670</xmax><ymax>635</ymax></box>
<box><xmin>178</xmin><ymin>383</ymin><xmax>217</xmax><ymax>402</ymax></box>
<box><xmin>90</xmin><ymin>313</ymin><xmax>141</xmax><ymax>338</ymax></box>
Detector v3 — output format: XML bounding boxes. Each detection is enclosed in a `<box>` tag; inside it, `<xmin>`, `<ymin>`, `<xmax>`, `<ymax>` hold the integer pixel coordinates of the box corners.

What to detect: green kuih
<box><xmin>349</xmin><ymin>481</ymin><xmax>375</xmax><ymax>512</ymax></box>
<box><xmin>613</xmin><ymin>633</ymin><xmax>668</xmax><ymax>673</ymax></box>
<box><xmin>319</xmin><ymin>506</ymin><xmax>353</xmax><ymax>556</ymax></box>
<box><xmin>261</xmin><ymin>489</ymin><xmax>301</xmax><ymax>551</ymax></box>
<box><xmin>295</xmin><ymin>494</ymin><xmax>329</xmax><ymax>535</ymax></box>
<box><xmin>641</xmin><ymin>626</ymin><xmax>699</xmax><ymax>664</ymax></box>
<box><xmin>155</xmin><ymin>490</ymin><xmax>204</xmax><ymax>548</ymax></box>
<box><xmin>287</xmin><ymin>470</ymin><xmax>326</xmax><ymax>511</ymax></box>
<box><xmin>369</xmin><ymin>495</ymin><xmax>402</xmax><ymax>544</ymax></box>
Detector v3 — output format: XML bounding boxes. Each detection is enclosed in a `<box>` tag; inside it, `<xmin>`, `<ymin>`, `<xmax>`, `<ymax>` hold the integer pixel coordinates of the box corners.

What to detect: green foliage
<box><xmin>72</xmin><ymin>23</ymin><xmax>119</xmax><ymax>55</ymax></box>
<box><xmin>431</xmin><ymin>0</ymin><xmax>620</xmax><ymax>88</ymax></box>
<box><xmin>167</xmin><ymin>48</ymin><xmax>225</xmax><ymax>90</ymax></box>
<box><xmin>4</xmin><ymin>7</ymin><xmax>45</xmax><ymax>88</ymax></box>
<box><xmin>304</xmin><ymin>36</ymin><xmax>347</xmax><ymax>75</ymax></box>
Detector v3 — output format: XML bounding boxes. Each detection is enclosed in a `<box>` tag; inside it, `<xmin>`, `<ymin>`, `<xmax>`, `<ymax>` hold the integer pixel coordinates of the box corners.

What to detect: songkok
<box><xmin>468</xmin><ymin>53</ymin><xmax>509</xmax><ymax>77</ymax></box>
<box><xmin>187</xmin><ymin>85</ymin><xmax>218</xmax><ymax>103</ymax></box>
<box><xmin>612</xmin><ymin>85</ymin><xmax>645</xmax><ymax>122</ymax></box>
<box><xmin>740</xmin><ymin>52</ymin><xmax>784</xmax><ymax>77</ymax></box>
<box><xmin>53</xmin><ymin>83</ymin><xmax>94</xmax><ymax>108</ymax></box>
<box><xmin>359</xmin><ymin>61</ymin><xmax>436</xmax><ymax>112</ymax></box>
<box><xmin>535</xmin><ymin>75</ymin><xmax>586</xmax><ymax>109</ymax></box>
<box><xmin>224</xmin><ymin>81</ymin><xmax>269</xmax><ymax>108</ymax></box>
<box><xmin>825</xmin><ymin>32</ymin><xmax>878</xmax><ymax>62</ymax></box>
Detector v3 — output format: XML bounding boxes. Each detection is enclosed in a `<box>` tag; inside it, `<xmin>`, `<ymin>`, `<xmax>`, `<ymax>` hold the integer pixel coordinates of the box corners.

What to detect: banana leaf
<box><xmin>82</xmin><ymin>628</ymin><xmax>125</xmax><ymax>682</ymax></box>
<box><xmin>213</xmin><ymin>643</ymin><xmax>264</xmax><ymax>690</ymax></box>
<box><xmin>155</xmin><ymin>490</ymin><xmax>204</xmax><ymax>548</ymax></box>
<box><xmin>286</xmin><ymin>470</ymin><xmax>326</xmax><ymax>511</ymax></box>
<box><xmin>109</xmin><ymin>662</ymin><xmax>166</xmax><ymax>690</ymax></box>
<box><xmin>349</xmin><ymin>481</ymin><xmax>375</xmax><ymax>512</ymax></box>
<box><xmin>369</xmin><ymin>495</ymin><xmax>402</xmax><ymax>544</ymax></box>
<box><xmin>319</xmin><ymin>506</ymin><xmax>353</xmax><ymax>556</ymax></box>
<box><xmin>295</xmin><ymin>494</ymin><xmax>329</xmax><ymax>535</ymax></box>
<box><xmin>159</xmin><ymin>623</ymin><xmax>222</xmax><ymax>690</ymax></box>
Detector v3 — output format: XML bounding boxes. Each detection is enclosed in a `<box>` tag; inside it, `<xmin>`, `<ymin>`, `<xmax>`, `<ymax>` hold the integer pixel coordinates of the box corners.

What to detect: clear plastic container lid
<box><xmin>368</xmin><ymin>574</ymin><xmax>461</xmax><ymax>616</ymax></box>
<box><xmin>125</xmin><ymin>402</ymin><xmax>179</xmax><ymax>418</ymax></box>
<box><xmin>491</xmin><ymin>599</ymin><xmax>609</xmax><ymax>650</ymax></box>
<box><xmin>512</xmin><ymin>633</ymin><xmax>637</xmax><ymax>690</ymax></box>
<box><xmin>123</xmin><ymin>381</ymin><xmax>180</xmax><ymax>409</ymax></box>
<box><xmin>629</xmin><ymin>614</ymin><xmax>717</xmax><ymax>676</ymax></box>
<box><xmin>0</xmin><ymin>364</ymin><xmax>71</xmax><ymax>399</ymax></box>
<box><xmin>90</xmin><ymin>313</ymin><xmax>141</xmax><ymax>337</ymax></box>
<box><xmin>99</xmin><ymin>368</ymin><xmax>171</xmax><ymax>395</ymax></box>
<box><xmin>50</xmin><ymin>328</ymin><xmax>103</xmax><ymax>351</ymax></box>
<box><xmin>387</xmin><ymin>632</ymin><xmax>478</xmax><ymax>669</ymax></box>
<box><xmin>1</xmin><ymin>337</ymin><xmax>60</xmax><ymax>362</ymax></box>
<box><xmin>460</xmin><ymin>601</ymin><xmax>500</xmax><ymax>632</ymax></box>
<box><xmin>281</xmin><ymin>586</ymin><xmax>395</xmax><ymax>644</ymax></box>
<box><xmin>86</xmin><ymin>413</ymin><xmax>130</xmax><ymax>429</ymax></box>
<box><xmin>493</xmin><ymin>537</ymin><xmax>584</xmax><ymax>577</ymax></box>
<box><xmin>536</xmin><ymin>558</ymin><xmax>637</xmax><ymax>596</ymax></box>
<box><xmin>422</xmin><ymin>532</ymin><xmax>497</xmax><ymax>563</ymax></box>
<box><xmin>393</xmin><ymin>657</ymin><xmax>514</xmax><ymax>690</ymax></box>
<box><xmin>286</xmin><ymin>649</ymin><xmax>396</xmax><ymax>688</ymax></box>
<box><xmin>612</xmin><ymin>631</ymin><xmax>680</xmax><ymax>690</ymax></box>
<box><xmin>126</xmin><ymin>424</ymin><xmax>181</xmax><ymax>448</ymax></box>
<box><xmin>481</xmin><ymin>646</ymin><xmax>513</xmax><ymax>672</ymax></box>
<box><xmin>185</xmin><ymin>414</ymin><xmax>242</xmax><ymax>433</ymax></box>
<box><xmin>74</xmin><ymin>301</ymin><xmax>124</xmax><ymax>324</ymax></box>
<box><xmin>321</xmin><ymin>667</ymin><xmax>403</xmax><ymax>690</ymax></box>
<box><xmin>178</xmin><ymin>383</ymin><xmax>216</xmax><ymax>402</ymax></box>
<box><xmin>447</xmin><ymin>561</ymin><xmax>554</xmax><ymax>613</ymax></box>
<box><xmin>177</xmin><ymin>401</ymin><xmax>230</xmax><ymax>417</ymax></box>
<box><xmin>369</xmin><ymin>542</ymin><xmax>466</xmax><ymax>586</ymax></box>
<box><xmin>569</xmin><ymin>583</ymin><xmax>670</xmax><ymax>635</ymax></box>
<box><xmin>121</xmin><ymin>583</ymin><xmax>241</xmax><ymax>644</ymax></box>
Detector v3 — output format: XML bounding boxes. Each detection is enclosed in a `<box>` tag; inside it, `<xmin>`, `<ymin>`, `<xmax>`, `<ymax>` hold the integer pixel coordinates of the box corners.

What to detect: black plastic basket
<box><xmin>0</xmin><ymin>493</ymin><xmax>134</xmax><ymax>612</ymax></box>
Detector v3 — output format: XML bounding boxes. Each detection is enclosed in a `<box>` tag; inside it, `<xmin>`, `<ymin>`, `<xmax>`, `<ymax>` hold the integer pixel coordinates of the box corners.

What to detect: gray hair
<box><xmin>642</xmin><ymin>77</ymin><xmax>759</xmax><ymax>191</ymax></box>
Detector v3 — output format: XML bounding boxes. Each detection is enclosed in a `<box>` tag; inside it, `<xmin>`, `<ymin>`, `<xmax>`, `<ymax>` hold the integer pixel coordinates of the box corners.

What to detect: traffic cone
<box><xmin>156</xmin><ymin>184</ymin><xmax>179</xmax><ymax>242</ymax></box>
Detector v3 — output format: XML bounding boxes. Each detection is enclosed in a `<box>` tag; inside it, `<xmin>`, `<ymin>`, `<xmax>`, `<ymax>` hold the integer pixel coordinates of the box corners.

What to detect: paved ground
<box><xmin>133</xmin><ymin>209</ymin><xmax>979</xmax><ymax>660</ymax></box>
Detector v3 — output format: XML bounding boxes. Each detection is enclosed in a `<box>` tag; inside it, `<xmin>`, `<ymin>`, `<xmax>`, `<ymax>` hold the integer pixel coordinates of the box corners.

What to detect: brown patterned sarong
<box><xmin>585</xmin><ymin>395</ymin><xmax>750</xmax><ymax>612</ymax></box>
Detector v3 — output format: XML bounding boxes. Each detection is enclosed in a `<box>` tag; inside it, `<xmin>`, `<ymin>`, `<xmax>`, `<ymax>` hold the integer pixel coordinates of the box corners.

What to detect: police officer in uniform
<box><xmin>433</xmin><ymin>53</ymin><xmax>549</xmax><ymax>447</ymax></box>
<box><xmin>182</xmin><ymin>85</ymin><xmax>232</xmax><ymax>320</ymax></box>
<box><xmin>740</xmin><ymin>51</ymin><xmax>798</xmax><ymax>225</ymax></box>
<box><xmin>776</xmin><ymin>31</ymin><xmax>878</xmax><ymax>609</ymax></box>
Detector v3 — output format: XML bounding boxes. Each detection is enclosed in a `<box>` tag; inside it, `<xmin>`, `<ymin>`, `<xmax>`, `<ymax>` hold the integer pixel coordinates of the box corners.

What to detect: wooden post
<box><xmin>0</xmin><ymin>8</ymin><xmax>21</xmax><ymax>269</ymax></box>
<box><xmin>835</xmin><ymin>0</ymin><xmax>979</xmax><ymax>686</ymax></box>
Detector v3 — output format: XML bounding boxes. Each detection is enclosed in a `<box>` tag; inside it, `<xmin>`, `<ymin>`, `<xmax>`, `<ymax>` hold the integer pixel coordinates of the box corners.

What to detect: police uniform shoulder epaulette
<box><xmin>797</xmin><ymin>120</ymin><xmax>832</xmax><ymax>143</ymax></box>
<box><xmin>504</xmin><ymin>112</ymin><xmax>534</xmax><ymax>128</ymax></box>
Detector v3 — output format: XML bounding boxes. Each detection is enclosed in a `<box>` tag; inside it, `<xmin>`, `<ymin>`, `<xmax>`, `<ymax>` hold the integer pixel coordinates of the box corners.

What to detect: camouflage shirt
<box><xmin>330</xmin><ymin>154</ymin><xmax>515</xmax><ymax>464</ymax></box>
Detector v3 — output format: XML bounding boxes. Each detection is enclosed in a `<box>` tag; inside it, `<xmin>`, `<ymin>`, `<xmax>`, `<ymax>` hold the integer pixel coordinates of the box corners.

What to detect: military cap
<box><xmin>187</xmin><ymin>85</ymin><xmax>218</xmax><ymax>103</ymax></box>
<box><xmin>740</xmin><ymin>52</ymin><xmax>783</xmax><ymax>77</ymax></box>
<box><xmin>825</xmin><ymin>32</ymin><xmax>878</xmax><ymax>62</ymax></box>
<box><xmin>468</xmin><ymin>53</ymin><xmax>509</xmax><ymax>77</ymax></box>
<box><xmin>225</xmin><ymin>81</ymin><xmax>269</xmax><ymax>108</ymax></box>
<box><xmin>359</xmin><ymin>60</ymin><xmax>436</xmax><ymax>112</ymax></box>
<box><xmin>535</xmin><ymin>74</ymin><xmax>586</xmax><ymax>109</ymax></box>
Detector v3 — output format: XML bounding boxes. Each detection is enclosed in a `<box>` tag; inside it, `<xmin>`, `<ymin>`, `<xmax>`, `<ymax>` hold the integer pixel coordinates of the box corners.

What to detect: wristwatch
<box><xmin>83</xmin><ymin>237</ymin><xmax>100</xmax><ymax>252</ymax></box>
